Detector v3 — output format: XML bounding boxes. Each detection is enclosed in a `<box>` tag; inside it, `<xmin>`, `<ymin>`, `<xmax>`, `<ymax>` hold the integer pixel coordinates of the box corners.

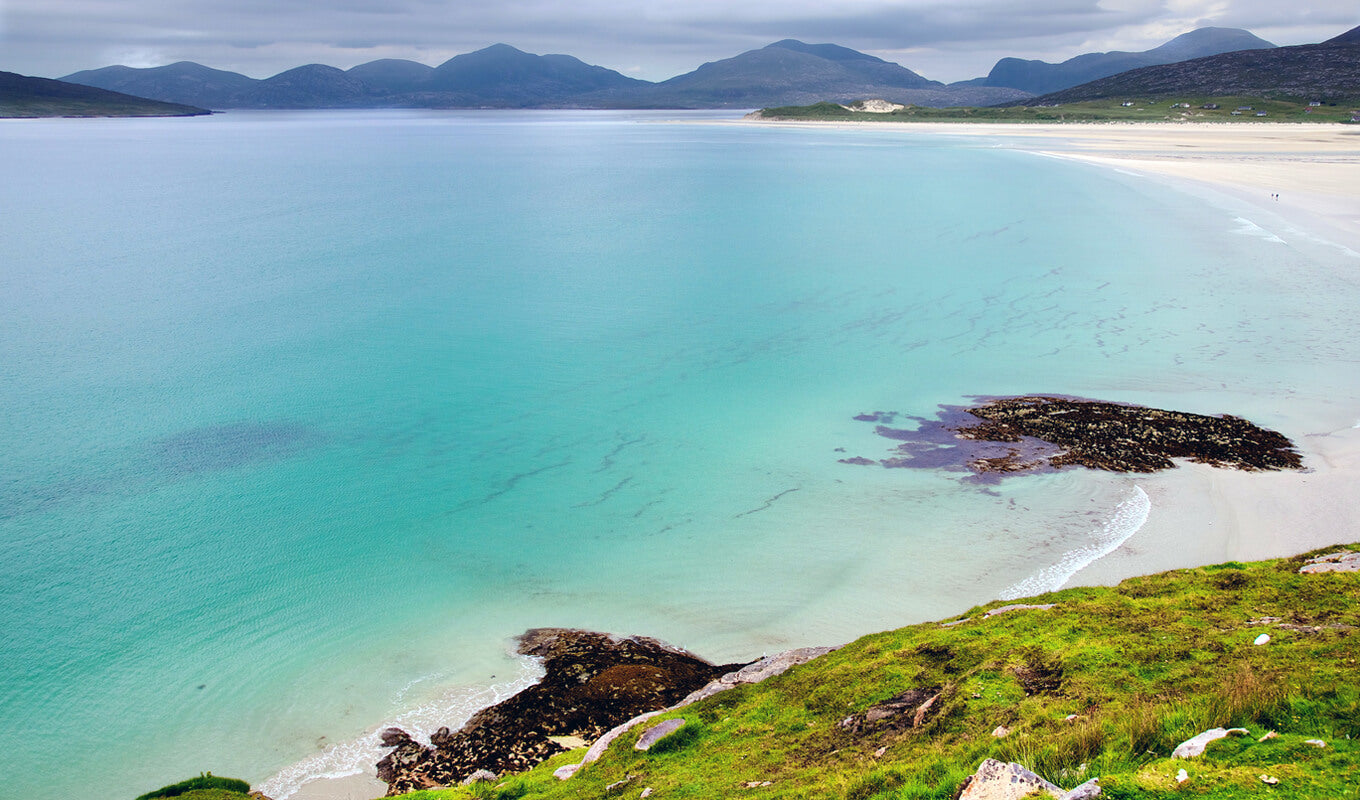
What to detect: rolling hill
<box><xmin>0</xmin><ymin>71</ymin><xmax>209</xmax><ymax>117</ymax></box>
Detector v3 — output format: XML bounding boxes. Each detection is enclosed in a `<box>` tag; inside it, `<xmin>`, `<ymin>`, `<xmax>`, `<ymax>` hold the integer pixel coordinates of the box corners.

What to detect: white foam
<box><xmin>1231</xmin><ymin>216</ymin><xmax>1286</xmax><ymax>244</ymax></box>
<box><xmin>257</xmin><ymin>657</ymin><xmax>545</xmax><ymax>800</ymax></box>
<box><xmin>1000</xmin><ymin>485</ymin><xmax>1151</xmax><ymax>600</ymax></box>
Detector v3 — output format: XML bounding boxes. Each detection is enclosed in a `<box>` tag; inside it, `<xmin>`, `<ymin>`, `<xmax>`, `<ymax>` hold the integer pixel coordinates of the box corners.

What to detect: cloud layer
<box><xmin>4</xmin><ymin>0</ymin><xmax>1355</xmax><ymax>82</ymax></box>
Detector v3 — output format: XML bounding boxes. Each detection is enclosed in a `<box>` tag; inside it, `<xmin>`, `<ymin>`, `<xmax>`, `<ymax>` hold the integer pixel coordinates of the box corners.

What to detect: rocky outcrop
<box><xmin>957</xmin><ymin>759</ymin><xmax>1064</xmax><ymax>800</ymax></box>
<box><xmin>552</xmin><ymin>645</ymin><xmax>838</xmax><ymax>780</ymax></box>
<box><xmin>676</xmin><ymin>646</ymin><xmax>837</xmax><ymax>706</ymax></box>
<box><xmin>956</xmin><ymin>760</ymin><xmax>1101</xmax><ymax>800</ymax></box>
<box><xmin>1300</xmin><ymin>550</ymin><xmax>1360</xmax><ymax>573</ymax></box>
<box><xmin>959</xmin><ymin>397</ymin><xmax>1302</xmax><ymax>473</ymax></box>
<box><xmin>844</xmin><ymin>396</ymin><xmax>1301</xmax><ymax>478</ymax></box>
<box><xmin>376</xmin><ymin>629</ymin><xmax>745</xmax><ymax>795</ymax></box>
<box><xmin>839</xmin><ymin>687</ymin><xmax>943</xmax><ymax>734</ymax></box>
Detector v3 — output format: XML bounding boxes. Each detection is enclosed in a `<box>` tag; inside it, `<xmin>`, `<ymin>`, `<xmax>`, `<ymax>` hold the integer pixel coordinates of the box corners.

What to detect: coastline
<box><xmin>739</xmin><ymin>120</ymin><xmax>1360</xmax><ymax>253</ymax></box>
<box><xmin>271</xmin><ymin>119</ymin><xmax>1360</xmax><ymax>800</ymax></box>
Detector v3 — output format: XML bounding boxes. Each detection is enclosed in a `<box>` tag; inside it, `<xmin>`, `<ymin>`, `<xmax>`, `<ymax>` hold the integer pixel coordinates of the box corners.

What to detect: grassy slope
<box><xmin>390</xmin><ymin>545</ymin><xmax>1358</xmax><ymax>800</ymax></box>
<box><xmin>757</xmin><ymin>98</ymin><xmax>1358</xmax><ymax>123</ymax></box>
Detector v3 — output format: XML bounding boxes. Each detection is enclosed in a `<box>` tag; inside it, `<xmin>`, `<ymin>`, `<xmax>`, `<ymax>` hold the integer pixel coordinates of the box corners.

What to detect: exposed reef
<box><xmin>376</xmin><ymin>628</ymin><xmax>745</xmax><ymax>795</ymax></box>
<box><xmin>840</xmin><ymin>395</ymin><xmax>1302</xmax><ymax>479</ymax></box>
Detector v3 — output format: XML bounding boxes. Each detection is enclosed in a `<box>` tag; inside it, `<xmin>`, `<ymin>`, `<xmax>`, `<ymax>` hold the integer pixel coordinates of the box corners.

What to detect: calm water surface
<box><xmin>2</xmin><ymin>110</ymin><xmax>1357</xmax><ymax>799</ymax></box>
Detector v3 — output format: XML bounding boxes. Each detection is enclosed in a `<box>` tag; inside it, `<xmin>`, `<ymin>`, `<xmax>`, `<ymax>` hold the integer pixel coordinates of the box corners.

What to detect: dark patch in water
<box><xmin>843</xmin><ymin>394</ymin><xmax>1300</xmax><ymax>482</ymax></box>
<box><xmin>1</xmin><ymin>420</ymin><xmax>324</xmax><ymax>521</ymax></box>
<box><xmin>844</xmin><ymin>400</ymin><xmax>1066</xmax><ymax>485</ymax></box>
<box><xmin>154</xmin><ymin>421</ymin><xmax>324</xmax><ymax>475</ymax></box>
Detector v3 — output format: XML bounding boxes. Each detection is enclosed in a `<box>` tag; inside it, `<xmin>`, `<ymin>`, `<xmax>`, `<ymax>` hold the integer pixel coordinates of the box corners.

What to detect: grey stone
<box><xmin>553</xmin><ymin>763</ymin><xmax>581</xmax><ymax>781</ymax></box>
<box><xmin>958</xmin><ymin>759</ymin><xmax>1064</xmax><ymax>800</ymax></box>
<box><xmin>1172</xmin><ymin>727</ymin><xmax>1249</xmax><ymax>758</ymax></box>
<box><xmin>460</xmin><ymin>769</ymin><xmax>497</xmax><ymax>786</ymax></box>
<box><xmin>1062</xmin><ymin>777</ymin><xmax>1101</xmax><ymax>800</ymax></box>
<box><xmin>674</xmin><ymin>646</ymin><xmax>837</xmax><ymax>707</ymax></box>
<box><xmin>635</xmin><ymin>718</ymin><xmax>686</xmax><ymax>751</ymax></box>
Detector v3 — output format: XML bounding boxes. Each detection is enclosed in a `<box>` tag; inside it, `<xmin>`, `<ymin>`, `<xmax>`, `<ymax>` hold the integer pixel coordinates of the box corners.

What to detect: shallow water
<box><xmin>2</xmin><ymin>110</ymin><xmax>1358</xmax><ymax>799</ymax></box>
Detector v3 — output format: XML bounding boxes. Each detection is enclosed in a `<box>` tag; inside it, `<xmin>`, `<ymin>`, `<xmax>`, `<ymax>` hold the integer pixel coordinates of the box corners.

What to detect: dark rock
<box><xmin>375</xmin><ymin>628</ymin><xmax>745</xmax><ymax>795</ymax></box>
<box><xmin>379</xmin><ymin>728</ymin><xmax>414</xmax><ymax>748</ymax></box>
<box><xmin>960</xmin><ymin>396</ymin><xmax>1301</xmax><ymax>473</ymax></box>
<box><xmin>839</xmin><ymin>687</ymin><xmax>942</xmax><ymax>733</ymax></box>
<box><xmin>850</xmin><ymin>396</ymin><xmax>1301</xmax><ymax>478</ymax></box>
<box><xmin>429</xmin><ymin>726</ymin><xmax>453</xmax><ymax>746</ymax></box>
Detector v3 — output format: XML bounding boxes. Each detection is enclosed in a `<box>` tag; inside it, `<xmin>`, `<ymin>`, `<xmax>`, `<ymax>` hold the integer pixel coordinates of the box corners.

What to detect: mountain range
<box><xmin>1026</xmin><ymin>24</ymin><xmax>1360</xmax><ymax>105</ymax></box>
<box><xmin>58</xmin><ymin>28</ymin><xmax>1277</xmax><ymax>111</ymax></box>
<box><xmin>38</xmin><ymin>24</ymin><xmax>1360</xmax><ymax>114</ymax></box>
<box><xmin>967</xmin><ymin>27</ymin><xmax>1275</xmax><ymax>94</ymax></box>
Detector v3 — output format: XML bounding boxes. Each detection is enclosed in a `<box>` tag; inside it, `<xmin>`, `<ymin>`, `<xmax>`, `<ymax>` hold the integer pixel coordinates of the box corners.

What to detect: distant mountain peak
<box><xmin>766</xmin><ymin>40</ymin><xmax>886</xmax><ymax>63</ymax></box>
<box><xmin>981</xmin><ymin>26</ymin><xmax>1275</xmax><ymax>94</ymax></box>
<box><xmin>1323</xmin><ymin>24</ymin><xmax>1360</xmax><ymax>45</ymax></box>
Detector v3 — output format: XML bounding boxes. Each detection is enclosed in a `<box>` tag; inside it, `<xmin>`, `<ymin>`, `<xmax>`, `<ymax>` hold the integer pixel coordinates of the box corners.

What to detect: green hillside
<box><xmin>383</xmin><ymin>546</ymin><xmax>1357</xmax><ymax>799</ymax></box>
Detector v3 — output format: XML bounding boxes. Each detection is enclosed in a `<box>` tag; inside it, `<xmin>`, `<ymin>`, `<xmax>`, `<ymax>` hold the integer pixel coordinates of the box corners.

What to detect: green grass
<box><xmin>381</xmin><ymin>545</ymin><xmax>1359</xmax><ymax>799</ymax></box>
<box><xmin>133</xmin><ymin>774</ymin><xmax>251</xmax><ymax>800</ymax></box>
<box><xmin>758</xmin><ymin>97</ymin><xmax>1360</xmax><ymax>123</ymax></box>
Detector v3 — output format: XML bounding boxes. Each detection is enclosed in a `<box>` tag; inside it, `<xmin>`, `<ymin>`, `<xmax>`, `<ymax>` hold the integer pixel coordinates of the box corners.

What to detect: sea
<box><xmin>2</xmin><ymin>110</ymin><xmax>1358</xmax><ymax>800</ymax></box>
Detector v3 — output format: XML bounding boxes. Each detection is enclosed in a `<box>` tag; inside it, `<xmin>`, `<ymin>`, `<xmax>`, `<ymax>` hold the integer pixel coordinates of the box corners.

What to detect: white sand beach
<box><xmin>931</xmin><ymin>123</ymin><xmax>1360</xmax><ymax>584</ymax></box>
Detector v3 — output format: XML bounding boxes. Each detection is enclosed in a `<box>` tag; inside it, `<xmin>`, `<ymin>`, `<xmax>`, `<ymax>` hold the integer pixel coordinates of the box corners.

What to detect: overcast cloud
<box><xmin>2</xmin><ymin>0</ymin><xmax>1355</xmax><ymax>82</ymax></box>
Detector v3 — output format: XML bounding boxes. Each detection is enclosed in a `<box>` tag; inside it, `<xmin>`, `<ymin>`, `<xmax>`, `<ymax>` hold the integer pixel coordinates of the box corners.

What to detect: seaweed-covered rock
<box><xmin>376</xmin><ymin>629</ymin><xmax>744</xmax><ymax>795</ymax></box>
<box><xmin>844</xmin><ymin>396</ymin><xmax>1302</xmax><ymax>478</ymax></box>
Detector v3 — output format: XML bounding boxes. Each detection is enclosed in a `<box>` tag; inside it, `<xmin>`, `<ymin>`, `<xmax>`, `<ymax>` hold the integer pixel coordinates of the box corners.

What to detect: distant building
<box><xmin>1309</xmin><ymin>101</ymin><xmax>1322</xmax><ymax>107</ymax></box>
<box><xmin>1121</xmin><ymin>101</ymin><xmax>1135</xmax><ymax>107</ymax></box>
<box><xmin>1256</xmin><ymin>111</ymin><xmax>1268</xmax><ymax>117</ymax></box>
<box><xmin>1237</xmin><ymin>106</ymin><xmax>1253</xmax><ymax>111</ymax></box>
<box><xmin>1201</xmin><ymin>103</ymin><xmax>1220</xmax><ymax>109</ymax></box>
<box><xmin>1231</xmin><ymin>110</ymin><xmax>1243</xmax><ymax>116</ymax></box>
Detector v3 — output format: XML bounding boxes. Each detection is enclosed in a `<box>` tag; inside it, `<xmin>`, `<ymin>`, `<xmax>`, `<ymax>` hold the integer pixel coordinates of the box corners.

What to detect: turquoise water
<box><xmin>2</xmin><ymin>110</ymin><xmax>1358</xmax><ymax>799</ymax></box>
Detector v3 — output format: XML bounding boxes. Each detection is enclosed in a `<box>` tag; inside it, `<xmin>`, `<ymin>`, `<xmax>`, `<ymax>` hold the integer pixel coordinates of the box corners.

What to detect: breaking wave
<box><xmin>1000</xmin><ymin>485</ymin><xmax>1151</xmax><ymax>600</ymax></box>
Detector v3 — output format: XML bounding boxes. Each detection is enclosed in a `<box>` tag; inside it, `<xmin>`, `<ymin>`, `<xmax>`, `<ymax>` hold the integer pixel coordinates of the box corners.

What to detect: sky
<box><xmin>2</xmin><ymin>0</ymin><xmax>1355</xmax><ymax>83</ymax></box>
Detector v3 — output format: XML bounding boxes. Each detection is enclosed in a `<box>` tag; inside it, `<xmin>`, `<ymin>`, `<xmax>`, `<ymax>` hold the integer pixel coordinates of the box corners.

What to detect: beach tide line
<box><xmin>1231</xmin><ymin>216</ymin><xmax>1286</xmax><ymax>244</ymax></box>
<box><xmin>258</xmin><ymin>657</ymin><xmax>544</xmax><ymax>800</ymax></box>
<box><xmin>1000</xmin><ymin>485</ymin><xmax>1151</xmax><ymax>600</ymax></box>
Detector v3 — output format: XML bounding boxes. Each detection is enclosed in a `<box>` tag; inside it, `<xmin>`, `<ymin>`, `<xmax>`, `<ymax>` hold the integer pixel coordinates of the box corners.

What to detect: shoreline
<box><xmin>739</xmin><ymin>119</ymin><xmax>1360</xmax><ymax>254</ymax></box>
<box><xmin>269</xmin><ymin>118</ymin><xmax>1360</xmax><ymax>800</ymax></box>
